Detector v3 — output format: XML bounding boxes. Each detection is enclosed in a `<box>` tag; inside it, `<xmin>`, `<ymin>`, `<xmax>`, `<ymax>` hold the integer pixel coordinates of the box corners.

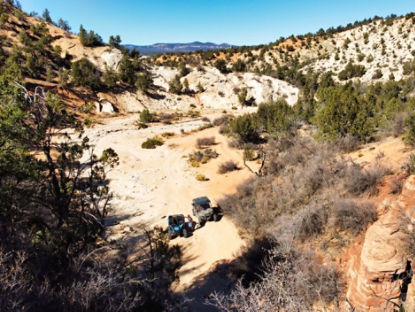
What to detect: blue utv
<box><xmin>167</xmin><ymin>214</ymin><xmax>191</xmax><ymax>239</ymax></box>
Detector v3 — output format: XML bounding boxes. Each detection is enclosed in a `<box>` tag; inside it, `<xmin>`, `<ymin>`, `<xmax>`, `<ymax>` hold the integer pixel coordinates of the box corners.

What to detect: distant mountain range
<box><xmin>123</xmin><ymin>41</ymin><xmax>236</xmax><ymax>55</ymax></box>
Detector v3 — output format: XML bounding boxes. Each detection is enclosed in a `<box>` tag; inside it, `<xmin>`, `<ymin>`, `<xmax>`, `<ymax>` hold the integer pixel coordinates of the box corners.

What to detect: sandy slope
<box><xmin>82</xmin><ymin>114</ymin><xmax>251</xmax><ymax>290</ymax></box>
<box><xmin>348</xmin><ymin>136</ymin><xmax>412</xmax><ymax>170</ymax></box>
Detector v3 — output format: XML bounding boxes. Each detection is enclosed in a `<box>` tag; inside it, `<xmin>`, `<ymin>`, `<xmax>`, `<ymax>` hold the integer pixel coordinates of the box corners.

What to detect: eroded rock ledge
<box><xmin>347</xmin><ymin>176</ymin><xmax>415</xmax><ymax>311</ymax></box>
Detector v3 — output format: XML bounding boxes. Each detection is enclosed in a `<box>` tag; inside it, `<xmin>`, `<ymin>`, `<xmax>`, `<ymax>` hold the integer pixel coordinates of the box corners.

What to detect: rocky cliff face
<box><xmin>347</xmin><ymin>176</ymin><xmax>415</xmax><ymax>311</ymax></box>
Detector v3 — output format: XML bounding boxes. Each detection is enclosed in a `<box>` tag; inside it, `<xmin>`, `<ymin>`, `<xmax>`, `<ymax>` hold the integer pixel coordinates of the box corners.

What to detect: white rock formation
<box><xmin>95</xmin><ymin>100</ymin><xmax>116</xmax><ymax>114</ymax></box>
<box><xmin>100</xmin><ymin>49</ymin><xmax>123</xmax><ymax>71</ymax></box>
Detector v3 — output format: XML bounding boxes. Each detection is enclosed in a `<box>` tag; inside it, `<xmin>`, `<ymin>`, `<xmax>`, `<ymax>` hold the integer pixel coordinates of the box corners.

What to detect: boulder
<box><xmin>101</xmin><ymin>101</ymin><xmax>115</xmax><ymax>114</ymax></box>
<box><xmin>116</xmin><ymin>91</ymin><xmax>147</xmax><ymax>113</ymax></box>
<box><xmin>100</xmin><ymin>48</ymin><xmax>123</xmax><ymax>71</ymax></box>
<box><xmin>95</xmin><ymin>100</ymin><xmax>116</xmax><ymax>114</ymax></box>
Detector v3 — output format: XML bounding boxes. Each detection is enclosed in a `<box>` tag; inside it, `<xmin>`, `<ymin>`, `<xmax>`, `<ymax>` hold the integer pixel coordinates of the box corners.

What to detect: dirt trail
<box><xmin>83</xmin><ymin>114</ymin><xmax>251</xmax><ymax>290</ymax></box>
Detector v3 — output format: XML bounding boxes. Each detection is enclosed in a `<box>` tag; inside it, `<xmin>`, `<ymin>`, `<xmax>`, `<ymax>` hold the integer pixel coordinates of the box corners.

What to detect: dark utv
<box><xmin>167</xmin><ymin>214</ymin><xmax>191</xmax><ymax>239</ymax></box>
<box><xmin>192</xmin><ymin>196</ymin><xmax>220</xmax><ymax>226</ymax></box>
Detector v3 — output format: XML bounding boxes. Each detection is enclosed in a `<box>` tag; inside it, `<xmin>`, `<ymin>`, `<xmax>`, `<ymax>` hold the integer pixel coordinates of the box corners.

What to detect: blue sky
<box><xmin>21</xmin><ymin>0</ymin><xmax>414</xmax><ymax>45</ymax></box>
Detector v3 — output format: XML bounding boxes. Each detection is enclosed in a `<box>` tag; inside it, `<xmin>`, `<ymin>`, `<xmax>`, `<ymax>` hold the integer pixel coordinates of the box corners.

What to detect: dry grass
<box><xmin>195</xmin><ymin>173</ymin><xmax>208</xmax><ymax>181</ymax></box>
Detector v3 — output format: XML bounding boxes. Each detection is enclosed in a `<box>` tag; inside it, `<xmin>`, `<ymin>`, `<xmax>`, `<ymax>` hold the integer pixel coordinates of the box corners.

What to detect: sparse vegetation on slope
<box><xmin>1</xmin><ymin>1</ymin><xmax>415</xmax><ymax>310</ymax></box>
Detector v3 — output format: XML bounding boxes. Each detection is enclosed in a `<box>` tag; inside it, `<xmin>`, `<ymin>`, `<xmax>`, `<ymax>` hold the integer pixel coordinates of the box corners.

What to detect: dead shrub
<box><xmin>344</xmin><ymin>162</ymin><xmax>387</xmax><ymax>196</ymax></box>
<box><xmin>196</xmin><ymin>136</ymin><xmax>215</xmax><ymax>148</ymax></box>
<box><xmin>390</xmin><ymin>175</ymin><xmax>405</xmax><ymax>194</ymax></box>
<box><xmin>209</xmin><ymin>243</ymin><xmax>343</xmax><ymax>311</ymax></box>
<box><xmin>188</xmin><ymin>148</ymin><xmax>218</xmax><ymax>165</ymax></box>
<box><xmin>228</xmin><ymin>138</ymin><xmax>244</xmax><ymax>149</ymax></box>
<box><xmin>212</xmin><ymin>115</ymin><xmax>231</xmax><ymax>126</ymax></box>
<box><xmin>295</xmin><ymin>204</ymin><xmax>328</xmax><ymax>242</ymax></box>
<box><xmin>334</xmin><ymin>134</ymin><xmax>361</xmax><ymax>152</ymax></box>
<box><xmin>220</xmin><ymin>135</ymin><xmax>382</xmax><ymax>240</ymax></box>
<box><xmin>330</xmin><ymin>199</ymin><xmax>377</xmax><ymax>235</ymax></box>
<box><xmin>158</xmin><ymin>112</ymin><xmax>179</xmax><ymax>123</ymax></box>
<box><xmin>0</xmin><ymin>228</ymin><xmax>183</xmax><ymax>312</ymax></box>
<box><xmin>388</xmin><ymin>112</ymin><xmax>408</xmax><ymax>137</ymax></box>
<box><xmin>219</xmin><ymin>124</ymin><xmax>230</xmax><ymax>135</ymax></box>
<box><xmin>218</xmin><ymin>160</ymin><xmax>239</xmax><ymax>174</ymax></box>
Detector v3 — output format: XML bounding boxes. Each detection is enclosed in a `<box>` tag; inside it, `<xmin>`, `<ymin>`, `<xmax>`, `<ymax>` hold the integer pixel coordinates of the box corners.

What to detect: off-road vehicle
<box><xmin>192</xmin><ymin>196</ymin><xmax>220</xmax><ymax>226</ymax></box>
<box><xmin>167</xmin><ymin>214</ymin><xmax>191</xmax><ymax>239</ymax></box>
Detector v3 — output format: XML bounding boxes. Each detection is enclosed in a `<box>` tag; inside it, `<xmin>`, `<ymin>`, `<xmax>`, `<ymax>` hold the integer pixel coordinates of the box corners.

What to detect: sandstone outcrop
<box><xmin>347</xmin><ymin>176</ymin><xmax>415</xmax><ymax>311</ymax></box>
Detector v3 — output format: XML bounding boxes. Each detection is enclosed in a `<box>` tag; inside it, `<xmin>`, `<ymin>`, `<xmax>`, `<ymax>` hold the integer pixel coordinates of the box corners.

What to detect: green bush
<box><xmin>256</xmin><ymin>100</ymin><xmax>294</xmax><ymax>134</ymax></box>
<box><xmin>102</xmin><ymin>67</ymin><xmax>118</xmax><ymax>88</ymax></box>
<box><xmin>196</xmin><ymin>173</ymin><xmax>208</xmax><ymax>181</ymax></box>
<box><xmin>58</xmin><ymin>69</ymin><xmax>70</xmax><ymax>88</ymax></box>
<box><xmin>141</xmin><ymin>137</ymin><xmax>163</xmax><ymax>149</ymax></box>
<box><xmin>178</xmin><ymin>62</ymin><xmax>189</xmax><ymax>77</ymax></box>
<box><xmin>229</xmin><ymin>114</ymin><xmax>258</xmax><ymax>143</ymax></box>
<box><xmin>0</xmin><ymin>13</ymin><xmax>8</xmax><ymax>25</ymax></box>
<box><xmin>405</xmin><ymin>154</ymin><xmax>415</xmax><ymax>175</ymax></box>
<box><xmin>232</xmin><ymin>59</ymin><xmax>246</xmax><ymax>72</ymax></box>
<box><xmin>169</xmin><ymin>75</ymin><xmax>182</xmax><ymax>94</ymax></box>
<box><xmin>79</xmin><ymin>102</ymin><xmax>95</xmax><ymax>114</ymax></box>
<box><xmin>243</xmin><ymin>146</ymin><xmax>256</xmax><ymax>161</ymax></box>
<box><xmin>238</xmin><ymin>87</ymin><xmax>248</xmax><ymax>104</ymax></box>
<box><xmin>108</xmin><ymin>35</ymin><xmax>121</xmax><ymax>48</ymax></box>
<box><xmin>140</xmin><ymin>109</ymin><xmax>153</xmax><ymax>123</ymax></box>
<box><xmin>197</xmin><ymin>82</ymin><xmax>204</xmax><ymax>93</ymax></box>
<box><xmin>405</xmin><ymin>112</ymin><xmax>415</xmax><ymax>146</ymax></box>
<box><xmin>338</xmin><ymin>62</ymin><xmax>366</xmax><ymax>80</ymax></box>
<box><xmin>372</xmin><ymin>69</ymin><xmax>383</xmax><ymax>79</ymax></box>
<box><xmin>136</xmin><ymin>73</ymin><xmax>152</xmax><ymax>92</ymax></box>
<box><xmin>214</xmin><ymin>59</ymin><xmax>228</xmax><ymax>74</ymax></box>
<box><xmin>79</xmin><ymin>25</ymin><xmax>103</xmax><ymax>47</ymax></box>
<box><xmin>71</xmin><ymin>58</ymin><xmax>102</xmax><ymax>90</ymax></box>
<box><xmin>118</xmin><ymin>55</ymin><xmax>137</xmax><ymax>85</ymax></box>
<box><xmin>134</xmin><ymin>121</ymin><xmax>148</xmax><ymax>129</ymax></box>
<box><xmin>314</xmin><ymin>84</ymin><xmax>375</xmax><ymax>141</ymax></box>
<box><xmin>403</xmin><ymin>59</ymin><xmax>415</xmax><ymax>76</ymax></box>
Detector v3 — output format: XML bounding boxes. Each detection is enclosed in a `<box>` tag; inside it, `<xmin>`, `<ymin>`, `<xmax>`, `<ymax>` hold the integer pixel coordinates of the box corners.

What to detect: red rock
<box><xmin>347</xmin><ymin>177</ymin><xmax>415</xmax><ymax>311</ymax></box>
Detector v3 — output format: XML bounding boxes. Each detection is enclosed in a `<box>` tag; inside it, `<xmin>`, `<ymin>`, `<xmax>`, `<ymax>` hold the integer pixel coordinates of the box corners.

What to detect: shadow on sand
<box><xmin>180</xmin><ymin>238</ymin><xmax>273</xmax><ymax>311</ymax></box>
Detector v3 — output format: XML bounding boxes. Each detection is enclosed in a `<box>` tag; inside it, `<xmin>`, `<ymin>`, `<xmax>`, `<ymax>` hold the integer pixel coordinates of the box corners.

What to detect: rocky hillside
<box><xmin>0</xmin><ymin>3</ymin><xmax>298</xmax><ymax>117</ymax></box>
<box><xmin>155</xmin><ymin>14</ymin><xmax>415</xmax><ymax>85</ymax></box>
<box><xmin>96</xmin><ymin>66</ymin><xmax>298</xmax><ymax>113</ymax></box>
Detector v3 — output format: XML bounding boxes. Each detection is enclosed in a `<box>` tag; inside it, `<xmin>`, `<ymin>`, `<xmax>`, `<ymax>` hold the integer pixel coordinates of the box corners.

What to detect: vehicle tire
<box><xmin>198</xmin><ymin>217</ymin><xmax>205</xmax><ymax>227</ymax></box>
<box><xmin>168</xmin><ymin>232</ymin><xmax>174</xmax><ymax>240</ymax></box>
<box><xmin>182</xmin><ymin>228</ymin><xmax>189</xmax><ymax>238</ymax></box>
<box><xmin>213</xmin><ymin>213</ymin><xmax>219</xmax><ymax>222</ymax></box>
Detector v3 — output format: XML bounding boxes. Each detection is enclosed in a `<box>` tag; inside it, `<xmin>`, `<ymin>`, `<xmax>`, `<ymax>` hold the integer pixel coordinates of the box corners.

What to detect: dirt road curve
<box><xmin>83</xmin><ymin>114</ymin><xmax>251</xmax><ymax>291</ymax></box>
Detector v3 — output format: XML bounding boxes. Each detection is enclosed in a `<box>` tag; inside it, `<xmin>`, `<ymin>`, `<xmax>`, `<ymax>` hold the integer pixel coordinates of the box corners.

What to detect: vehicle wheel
<box><xmin>168</xmin><ymin>232</ymin><xmax>174</xmax><ymax>240</ymax></box>
<box><xmin>198</xmin><ymin>217</ymin><xmax>205</xmax><ymax>227</ymax></box>
<box><xmin>213</xmin><ymin>213</ymin><xmax>219</xmax><ymax>222</ymax></box>
<box><xmin>182</xmin><ymin>228</ymin><xmax>189</xmax><ymax>238</ymax></box>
